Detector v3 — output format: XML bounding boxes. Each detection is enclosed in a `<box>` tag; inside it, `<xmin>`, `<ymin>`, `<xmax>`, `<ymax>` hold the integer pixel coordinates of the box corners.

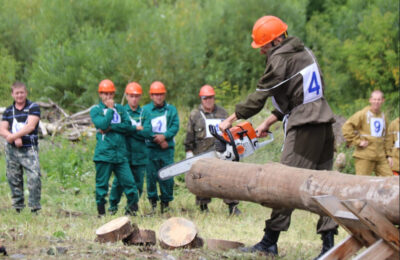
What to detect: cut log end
<box><xmin>159</xmin><ymin>217</ymin><xmax>198</xmax><ymax>249</ymax></box>
<box><xmin>95</xmin><ymin>216</ymin><xmax>136</xmax><ymax>243</ymax></box>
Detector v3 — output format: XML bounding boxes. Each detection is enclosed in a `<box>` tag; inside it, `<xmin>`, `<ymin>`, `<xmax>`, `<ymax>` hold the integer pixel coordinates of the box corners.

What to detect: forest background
<box><xmin>0</xmin><ymin>0</ymin><xmax>398</xmax><ymax>118</ymax></box>
<box><xmin>0</xmin><ymin>1</ymin><xmax>398</xmax><ymax>258</ymax></box>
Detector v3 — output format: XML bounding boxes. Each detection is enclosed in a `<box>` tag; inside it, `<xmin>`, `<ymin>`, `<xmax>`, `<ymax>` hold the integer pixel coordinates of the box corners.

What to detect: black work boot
<box><xmin>31</xmin><ymin>208</ymin><xmax>40</xmax><ymax>215</ymax></box>
<box><xmin>200</xmin><ymin>204</ymin><xmax>209</xmax><ymax>212</ymax></box>
<box><xmin>160</xmin><ymin>201</ymin><xmax>169</xmax><ymax>214</ymax></box>
<box><xmin>313</xmin><ymin>230</ymin><xmax>335</xmax><ymax>259</ymax></box>
<box><xmin>240</xmin><ymin>229</ymin><xmax>280</xmax><ymax>256</ymax></box>
<box><xmin>149</xmin><ymin>198</ymin><xmax>157</xmax><ymax>212</ymax></box>
<box><xmin>125</xmin><ymin>203</ymin><xmax>138</xmax><ymax>216</ymax></box>
<box><xmin>97</xmin><ymin>204</ymin><xmax>106</xmax><ymax>218</ymax></box>
<box><xmin>0</xmin><ymin>245</ymin><xmax>7</xmax><ymax>256</ymax></box>
<box><xmin>228</xmin><ymin>203</ymin><xmax>241</xmax><ymax>216</ymax></box>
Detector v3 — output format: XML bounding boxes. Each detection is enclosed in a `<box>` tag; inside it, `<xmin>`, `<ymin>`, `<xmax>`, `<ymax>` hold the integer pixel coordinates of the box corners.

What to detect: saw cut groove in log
<box><xmin>95</xmin><ymin>216</ymin><xmax>136</xmax><ymax>243</ymax></box>
<box><xmin>123</xmin><ymin>229</ymin><xmax>156</xmax><ymax>246</ymax></box>
<box><xmin>186</xmin><ymin>159</ymin><xmax>399</xmax><ymax>224</ymax></box>
<box><xmin>159</xmin><ymin>217</ymin><xmax>198</xmax><ymax>249</ymax></box>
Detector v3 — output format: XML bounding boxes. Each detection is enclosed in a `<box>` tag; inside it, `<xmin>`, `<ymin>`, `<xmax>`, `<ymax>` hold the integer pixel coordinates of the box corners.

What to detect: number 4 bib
<box><xmin>301</xmin><ymin>62</ymin><xmax>323</xmax><ymax>104</ymax></box>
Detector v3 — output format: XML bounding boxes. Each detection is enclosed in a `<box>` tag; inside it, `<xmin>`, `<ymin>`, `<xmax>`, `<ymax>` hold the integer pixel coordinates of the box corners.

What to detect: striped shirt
<box><xmin>2</xmin><ymin>99</ymin><xmax>40</xmax><ymax>147</ymax></box>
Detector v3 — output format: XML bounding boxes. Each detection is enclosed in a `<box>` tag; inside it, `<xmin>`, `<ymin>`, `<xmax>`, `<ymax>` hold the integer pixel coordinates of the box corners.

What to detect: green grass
<box><xmin>0</xmin><ymin>120</ymin><xmax>351</xmax><ymax>259</ymax></box>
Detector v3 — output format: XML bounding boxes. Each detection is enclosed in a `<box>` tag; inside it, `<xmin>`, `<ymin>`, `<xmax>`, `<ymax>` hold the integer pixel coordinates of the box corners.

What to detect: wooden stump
<box><xmin>206</xmin><ymin>239</ymin><xmax>244</xmax><ymax>251</ymax></box>
<box><xmin>123</xmin><ymin>229</ymin><xmax>156</xmax><ymax>246</ymax></box>
<box><xmin>95</xmin><ymin>216</ymin><xmax>136</xmax><ymax>243</ymax></box>
<box><xmin>159</xmin><ymin>217</ymin><xmax>199</xmax><ymax>249</ymax></box>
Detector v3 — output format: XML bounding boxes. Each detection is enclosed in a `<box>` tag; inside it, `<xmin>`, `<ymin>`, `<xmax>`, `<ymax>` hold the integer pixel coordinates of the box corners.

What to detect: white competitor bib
<box><xmin>12</xmin><ymin>119</ymin><xmax>26</xmax><ymax>134</ymax></box>
<box><xmin>129</xmin><ymin>116</ymin><xmax>141</xmax><ymax>127</ymax></box>
<box><xmin>11</xmin><ymin>106</ymin><xmax>28</xmax><ymax>133</ymax></box>
<box><xmin>200</xmin><ymin>111</ymin><xmax>223</xmax><ymax>138</ymax></box>
<box><xmin>395</xmin><ymin>132</ymin><xmax>400</xmax><ymax>148</ymax></box>
<box><xmin>370</xmin><ymin>117</ymin><xmax>384</xmax><ymax>137</ymax></box>
<box><xmin>151</xmin><ymin>111</ymin><xmax>167</xmax><ymax>133</ymax></box>
<box><xmin>103</xmin><ymin>108</ymin><xmax>121</xmax><ymax>124</ymax></box>
<box><xmin>301</xmin><ymin>62</ymin><xmax>323</xmax><ymax>104</ymax></box>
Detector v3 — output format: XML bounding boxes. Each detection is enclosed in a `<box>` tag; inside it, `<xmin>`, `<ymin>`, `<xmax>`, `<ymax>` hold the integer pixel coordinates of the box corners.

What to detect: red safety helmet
<box><xmin>98</xmin><ymin>79</ymin><xmax>116</xmax><ymax>93</ymax></box>
<box><xmin>251</xmin><ymin>16</ymin><xmax>288</xmax><ymax>48</ymax></box>
<box><xmin>199</xmin><ymin>85</ymin><xmax>215</xmax><ymax>97</ymax></box>
<box><xmin>149</xmin><ymin>81</ymin><xmax>166</xmax><ymax>94</ymax></box>
<box><xmin>125</xmin><ymin>82</ymin><xmax>142</xmax><ymax>95</ymax></box>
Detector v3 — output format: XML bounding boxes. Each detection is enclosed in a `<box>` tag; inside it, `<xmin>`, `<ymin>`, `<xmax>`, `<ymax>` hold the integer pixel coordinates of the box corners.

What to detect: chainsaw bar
<box><xmin>158</xmin><ymin>150</ymin><xmax>217</xmax><ymax>180</ymax></box>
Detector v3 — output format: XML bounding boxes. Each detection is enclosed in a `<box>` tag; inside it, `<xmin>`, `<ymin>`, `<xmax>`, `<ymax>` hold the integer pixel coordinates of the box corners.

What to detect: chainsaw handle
<box><xmin>225</xmin><ymin>128</ymin><xmax>240</xmax><ymax>161</ymax></box>
<box><xmin>209</xmin><ymin>125</ymin><xmax>227</xmax><ymax>144</ymax></box>
<box><xmin>255</xmin><ymin>132</ymin><xmax>274</xmax><ymax>149</ymax></box>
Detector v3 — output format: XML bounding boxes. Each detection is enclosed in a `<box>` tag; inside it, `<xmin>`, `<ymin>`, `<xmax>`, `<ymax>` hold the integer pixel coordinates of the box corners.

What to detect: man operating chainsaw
<box><xmin>219</xmin><ymin>16</ymin><xmax>337</xmax><ymax>259</ymax></box>
<box><xmin>184</xmin><ymin>85</ymin><xmax>241</xmax><ymax>215</ymax></box>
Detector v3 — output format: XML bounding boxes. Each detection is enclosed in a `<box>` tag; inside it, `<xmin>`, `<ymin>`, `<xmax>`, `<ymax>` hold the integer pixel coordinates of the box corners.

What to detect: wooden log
<box><xmin>95</xmin><ymin>216</ymin><xmax>136</xmax><ymax>243</ymax></box>
<box><xmin>158</xmin><ymin>217</ymin><xmax>198</xmax><ymax>249</ymax></box>
<box><xmin>186</xmin><ymin>159</ymin><xmax>399</xmax><ymax>224</ymax></box>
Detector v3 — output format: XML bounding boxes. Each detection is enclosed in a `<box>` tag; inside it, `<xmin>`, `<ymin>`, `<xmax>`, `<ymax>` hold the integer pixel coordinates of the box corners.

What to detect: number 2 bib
<box><xmin>151</xmin><ymin>111</ymin><xmax>167</xmax><ymax>133</ymax></box>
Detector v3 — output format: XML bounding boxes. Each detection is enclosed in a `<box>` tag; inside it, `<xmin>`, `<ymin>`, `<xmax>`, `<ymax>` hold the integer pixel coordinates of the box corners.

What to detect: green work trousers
<box><xmin>146</xmin><ymin>148</ymin><xmax>174</xmax><ymax>203</ymax></box>
<box><xmin>94</xmin><ymin>161</ymin><xmax>138</xmax><ymax>208</ymax></box>
<box><xmin>108</xmin><ymin>164</ymin><xmax>146</xmax><ymax>211</ymax></box>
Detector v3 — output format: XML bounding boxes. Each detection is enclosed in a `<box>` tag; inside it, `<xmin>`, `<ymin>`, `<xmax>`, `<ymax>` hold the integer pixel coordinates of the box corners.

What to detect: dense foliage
<box><xmin>0</xmin><ymin>0</ymin><xmax>398</xmax><ymax>117</ymax></box>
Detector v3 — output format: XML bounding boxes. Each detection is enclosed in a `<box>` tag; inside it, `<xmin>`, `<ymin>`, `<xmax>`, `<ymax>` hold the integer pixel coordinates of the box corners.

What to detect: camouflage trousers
<box><xmin>5</xmin><ymin>144</ymin><xmax>41</xmax><ymax>210</ymax></box>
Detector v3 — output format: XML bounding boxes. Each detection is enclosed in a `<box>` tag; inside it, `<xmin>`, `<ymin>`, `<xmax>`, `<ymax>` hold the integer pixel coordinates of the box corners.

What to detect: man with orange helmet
<box><xmin>90</xmin><ymin>79</ymin><xmax>139</xmax><ymax>217</ymax></box>
<box><xmin>219</xmin><ymin>16</ymin><xmax>337</xmax><ymax>258</ymax></box>
<box><xmin>143</xmin><ymin>81</ymin><xmax>179</xmax><ymax>213</ymax></box>
<box><xmin>108</xmin><ymin>82</ymin><xmax>151</xmax><ymax>215</ymax></box>
<box><xmin>184</xmin><ymin>85</ymin><xmax>241</xmax><ymax>215</ymax></box>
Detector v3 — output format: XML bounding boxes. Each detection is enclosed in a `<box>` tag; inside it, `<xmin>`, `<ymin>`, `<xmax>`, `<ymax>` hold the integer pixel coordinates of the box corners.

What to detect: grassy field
<box><xmin>0</xmin><ymin>113</ymin><xmax>351</xmax><ymax>259</ymax></box>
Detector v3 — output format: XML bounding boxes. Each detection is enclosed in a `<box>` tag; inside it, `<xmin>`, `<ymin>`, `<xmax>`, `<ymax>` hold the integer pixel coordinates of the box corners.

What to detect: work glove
<box><xmin>186</xmin><ymin>151</ymin><xmax>194</xmax><ymax>159</ymax></box>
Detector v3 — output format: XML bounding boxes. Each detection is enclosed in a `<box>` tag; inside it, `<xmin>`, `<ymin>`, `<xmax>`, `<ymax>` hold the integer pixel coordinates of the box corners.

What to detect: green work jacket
<box><xmin>124</xmin><ymin>104</ymin><xmax>151</xmax><ymax>165</ymax></box>
<box><xmin>143</xmin><ymin>101</ymin><xmax>179</xmax><ymax>149</ymax></box>
<box><xmin>90</xmin><ymin>101</ymin><xmax>130</xmax><ymax>163</ymax></box>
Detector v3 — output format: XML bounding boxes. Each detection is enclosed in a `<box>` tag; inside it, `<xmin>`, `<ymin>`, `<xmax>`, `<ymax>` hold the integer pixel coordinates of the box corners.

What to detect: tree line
<box><xmin>0</xmin><ymin>0</ymin><xmax>397</xmax><ymax>118</ymax></box>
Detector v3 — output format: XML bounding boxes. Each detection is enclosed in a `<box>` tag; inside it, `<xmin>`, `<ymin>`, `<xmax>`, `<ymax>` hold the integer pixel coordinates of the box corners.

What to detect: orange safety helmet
<box><xmin>199</xmin><ymin>85</ymin><xmax>215</xmax><ymax>97</ymax></box>
<box><xmin>251</xmin><ymin>16</ymin><xmax>288</xmax><ymax>48</ymax></box>
<box><xmin>125</xmin><ymin>82</ymin><xmax>142</xmax><ymax>95</ymax></box>
<box><xmin>149</xmin><ymin>81</ymin><xmax>166</xmax><ymax>94</ymax></box>
<box><xmin>98</xmin><ymin>79</ymin><xmax>116</xmax><ymax>93</ymax></box>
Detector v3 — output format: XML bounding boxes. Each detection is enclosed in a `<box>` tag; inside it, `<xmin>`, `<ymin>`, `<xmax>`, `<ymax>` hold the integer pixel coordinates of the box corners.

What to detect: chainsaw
<box><xmin>158</xmin><ymin>121</ymin><xmax>274</xmax><ymax>180</ymax></box>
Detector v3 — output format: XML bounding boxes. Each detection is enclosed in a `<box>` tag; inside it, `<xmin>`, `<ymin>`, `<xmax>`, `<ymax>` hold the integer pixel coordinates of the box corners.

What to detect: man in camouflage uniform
<box><xmin>184</xmin><ymin>85</ymin><xmax>241</xmax><ymax>215</ymax></box>
<box><xmin>386</xmin><ymin>117</ymin><xmax>399</xmax><ymax>175</ymax></box>
<box><xmin>219</xmin><ymin>16</ymin><xmax>337</xmax><ymax>259</ymax></box>
<box><xmin>342</xmin><ymin>90</ymin><xmax>392</xmax><ymax>176</ymax></box>
<box><xmin>0</xmin><ymin>82</ymin><xmax>41</xmax><ymax>213</ymax></box>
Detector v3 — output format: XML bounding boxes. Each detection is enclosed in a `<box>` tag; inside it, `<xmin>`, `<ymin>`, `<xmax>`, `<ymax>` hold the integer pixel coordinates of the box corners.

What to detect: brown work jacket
<box><xmin>342</xmin><ymin>106</ymin><xmax>390</xmax><ymax>161</ymax></box>
<box><xmin>235</xmin><ymin>36</ymin><xmax>334</xmax><ymax>132</ymax></box>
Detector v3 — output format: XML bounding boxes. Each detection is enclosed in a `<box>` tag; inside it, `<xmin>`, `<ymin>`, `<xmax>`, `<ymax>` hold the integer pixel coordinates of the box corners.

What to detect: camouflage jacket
<box><xmin>184</xmin><ymin>104</ymin><xmax>228</xmax><ymax>155</ymax></box>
